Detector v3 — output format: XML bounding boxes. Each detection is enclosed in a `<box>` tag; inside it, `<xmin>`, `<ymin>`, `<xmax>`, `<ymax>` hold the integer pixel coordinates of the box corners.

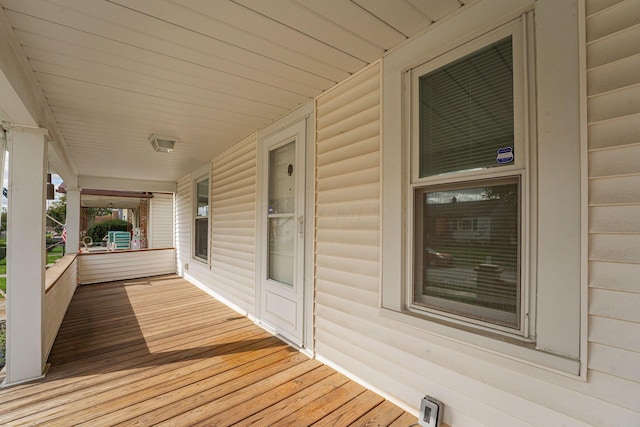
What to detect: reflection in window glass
<box><xmin>414</xmin><ymin>178</ymin><xmax>520</xmax><ymax>328</ymax></box>
<box><xmin>194</xmin><ymin>177</ymin><xmax>209</xmax><ymax>261</ymax></box>
<box><xmin>268</xmin><ymin>217</ymin><xmax>294</xmax><ymax>286</ymax></box>
<box><xmin>268</xmin><ymin>143</ymin><xmax>295</xmax><ymax>215</ymax></box>
<box><xmin>267</xmin><ymin>141</ymin><xmax>295</xmax><ymax>287</ymax></box>
<box><xmin>419</xmin><ymin>37</ymin><xmax>514</xmax><ymax>177</ymax></box>
<box><xmin>196</xmin><ymin>179</ymin><xmax>209</xmax><ymax>217</ymax></box>
<box><xmin>195</xmin><ymin>217</ymin><xmax>208</xmax><ymax>260</ymax></box>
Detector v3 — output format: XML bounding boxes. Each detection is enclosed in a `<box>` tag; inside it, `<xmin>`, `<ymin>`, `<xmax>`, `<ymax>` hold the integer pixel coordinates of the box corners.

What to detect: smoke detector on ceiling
<box><xmin>149</xmin><ymin>134</ymin><xmax>177</xmax><ymax>153</ymax></box>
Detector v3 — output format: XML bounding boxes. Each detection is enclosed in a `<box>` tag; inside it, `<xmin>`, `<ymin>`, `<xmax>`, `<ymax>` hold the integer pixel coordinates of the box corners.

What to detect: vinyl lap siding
<box><xmin>44</xmin><ymin>257</ymin><xmax>77</xmax><ymax>360</ymax></box>
<box><xmin>586</xmin><ymin>0</ymin><xmax>640</xmax><ymax>410</ymax></box>
<box><xmin>313</xmin><ymin>65</ymin><xmax>494</xmax><ymax>424</ymax></box>
<box><xmin>209</xmin><ymin>135</ymin><xmax>257</xmax><ymax>313</ymax></box>
<box><xmin>313</xmin><ymin>40</ymin><xmax>640</xmax><ymax>423</ymax></box>
<box><xmin>77</xmin><ymin>249</ymin><xmax>176</xmax><ymax>284</ymax></box>
<box><xmin>149</xmin><ymin>192</ymin><xmax>174</xmax><ymax>248</ymax></box>
<box><xmin>314</xmin><ymin>63</ymin><xmax>394</xmax><ymax>394</ymax></box>
<box><xmin>175</xmin><ymin>174</ymin><xmax>191</xmax><ymax>275</ymax></box>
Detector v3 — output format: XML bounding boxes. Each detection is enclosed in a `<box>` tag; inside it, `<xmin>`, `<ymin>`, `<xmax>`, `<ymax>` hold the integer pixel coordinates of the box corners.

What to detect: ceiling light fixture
<box><xmin>149</xmin><ymin>134</ymin><xmax>177</xmax><ymax>153</ymax></box>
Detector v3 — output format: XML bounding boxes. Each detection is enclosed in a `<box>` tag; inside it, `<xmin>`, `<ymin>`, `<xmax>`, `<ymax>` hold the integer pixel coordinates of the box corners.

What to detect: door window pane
<box><xmin>267</xmin><ymin>141</ymin><xmax>295</xmax><ymax>286</ymax></box>
<box><xmin>268</xmin><ymin>216</ymin><xmax>294</xmax><ymax>286</ymax></box>
<box><xmin>419</xmin><ymin>37</ymin><xmax>514</xmax><ymax>177</ymax></box>
<box><xmin>268</xmin><ymin>142</ymin><xmax>295</xmax><ymax>214</ymax></box>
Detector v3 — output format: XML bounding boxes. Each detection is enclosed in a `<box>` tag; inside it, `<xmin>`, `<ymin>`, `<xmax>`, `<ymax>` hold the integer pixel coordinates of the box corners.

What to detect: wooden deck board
<box><xmin>0</xmin><ymin>275</ymin><xmax>418</xmax><ymax>426</ymax></box>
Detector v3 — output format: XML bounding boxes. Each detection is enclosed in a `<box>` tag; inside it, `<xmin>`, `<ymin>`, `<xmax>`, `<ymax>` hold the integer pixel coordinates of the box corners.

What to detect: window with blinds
<box><xmin>410</xmin><ymin>30</ymin><xmax>526</xmax><ymax>332</ymax></box>
<box><xmin>418</xmin><ymin>37</ymin><xmax>514</xmax><ymax>177</ymax></box>
<box><xmin>194</xmin><ymin>177</ymin><xmax>209</xmax><ymax>261</ymax></box>
<box><xmin>413</xmin><ymin>178</ymin><xmax>520</xmax><ymax>328</ymax></box>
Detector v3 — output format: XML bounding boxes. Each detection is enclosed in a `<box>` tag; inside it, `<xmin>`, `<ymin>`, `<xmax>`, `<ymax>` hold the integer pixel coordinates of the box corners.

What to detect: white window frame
<box><xmin>381</xmin><ymin>0</ymin><xmax>584</xmax><ymax>376</ymax></box>
<box><xmin>192</xmin><ymin>164</ymin><xmax>211</xmax><ymax>264</ymax></box>
<box><xmin>407</xmin><ymin>21</ymin><xmax>530</xmax><ymax>336</ymax></box>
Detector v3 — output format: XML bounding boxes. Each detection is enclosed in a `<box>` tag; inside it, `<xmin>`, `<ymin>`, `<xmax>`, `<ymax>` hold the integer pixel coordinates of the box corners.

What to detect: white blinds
<box><xmin>418</xmin><ymin>36</ymin><xmax>514</xmax><ymax>177</ymax></box>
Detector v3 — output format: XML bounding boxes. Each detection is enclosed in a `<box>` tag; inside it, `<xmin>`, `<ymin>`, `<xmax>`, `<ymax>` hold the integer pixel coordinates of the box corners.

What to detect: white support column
<box><xmin>65</xmin><ymin>187</ymin><xmax>80</xmax><ymax>254</ymax></box>
<box><xmin>5</xmin><ymin>125</ymin><xmax>48</xmax><ymax>385</ymax></box>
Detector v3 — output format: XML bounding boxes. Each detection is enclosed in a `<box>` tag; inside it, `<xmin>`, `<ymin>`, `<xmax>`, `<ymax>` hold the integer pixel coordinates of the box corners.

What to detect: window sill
<box><xmin>380</xmin><ymin>307</ymin><xmax>580</xmax><ymax>377</ymax></box>
<box><xmin>191</xmin><ymin>256</ymin><xmax>209</xmax><ymax>266</ymax></box>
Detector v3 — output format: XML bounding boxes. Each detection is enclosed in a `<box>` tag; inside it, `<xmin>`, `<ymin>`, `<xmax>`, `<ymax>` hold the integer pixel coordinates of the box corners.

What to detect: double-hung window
<box><xmin>409</xmin><ymin>23</ymin><xmax>529</xmax><ymax>334</ymax></box>
<box><xmin>382</xmin><ymin>5</ymin><xmax>583</xmax><ymax>375</ymax></box>
<box><xmin>194</xmin><ymin>176</ymin><xmax>209</xmax><ymax>261</ymax></box>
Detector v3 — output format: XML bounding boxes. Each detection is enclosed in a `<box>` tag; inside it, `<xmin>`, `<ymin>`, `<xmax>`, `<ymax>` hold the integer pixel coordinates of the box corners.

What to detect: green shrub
<box><xmin>45</xmin><ymin>236</ymin><xmax>62</xmax><ymax>252</ymax></box>
<box><xmin>87</xmin><ymin>219</ymin><xmax>132</xmax><ymax>243</ymax></box>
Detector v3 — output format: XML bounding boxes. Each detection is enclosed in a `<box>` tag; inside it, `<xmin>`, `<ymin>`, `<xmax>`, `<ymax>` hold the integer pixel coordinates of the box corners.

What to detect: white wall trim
<box><xmin>184</xmin><ymin>271</ymin><xmax>260</xmax><ymax>327</ymax></box>
<box><xmin>577</xmin><ymin>0</ymin><xmax>589</xmax><ymax>381</ymax></box>
<box><xmin>78</xmin><ymin>175</ymin><xmax>176</xmax><ymax>193</ymax></box>
<box><xmin>190</xmin><ymin>164</ymin><xmax>212</xmax><ymax>266</ymax></box>
<box><xmin>257</xmin><ymin>101</ymin><xmax>314</xmax><ymax>141</ymax></box>
<box><xmin>315</xmin><ymin>354</ymin><xmax>418</xmax><ymax>417</ymax></box>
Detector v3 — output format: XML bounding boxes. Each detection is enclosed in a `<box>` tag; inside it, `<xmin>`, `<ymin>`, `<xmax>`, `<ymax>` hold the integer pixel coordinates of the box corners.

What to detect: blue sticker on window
<box><xmin>496</xmin><ymin>147</ymin><xmax>514</xmax><ymax>164</ymax></box>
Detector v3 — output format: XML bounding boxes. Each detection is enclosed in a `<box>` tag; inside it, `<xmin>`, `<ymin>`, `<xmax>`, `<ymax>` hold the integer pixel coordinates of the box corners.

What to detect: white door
<box><xmin>258</xmin><ymin>120</ymin><xmax>306</xmax><ymax>346</ymax></box>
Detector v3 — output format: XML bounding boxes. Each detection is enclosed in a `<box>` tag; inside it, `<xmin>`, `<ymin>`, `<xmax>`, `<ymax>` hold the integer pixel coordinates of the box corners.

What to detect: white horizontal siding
<box><xmin>588</xmin><ymin>142</ymin><xmax>640</xmax><ymax>177</ymax></box>
<box><xmin>587</xmin><ymin>84</ymin><xmax>640</xmax><ymax>123</ymax></box>
<box><xmin>589</xmin><ymin>174</ymin><xmax>640</xmax><ymax>204</ymax></box>
<box><xmin>314</xmin><ymin>65</ymin><xmax>385</xmax><ymax>413</ymax></box>
<box><xmin>589</xmin><ymin>288</ymin><xmax>640</xmax><ymax>322</ymax></box>
<box><xmin>589</xmin><ymin>260</ymin><xmax>640</xmax><ymax>292</ymax></box>
<box><xmin>586</xmin><ymin>22</ymin><xmax>640</xmax><ymax>68</ymax></box>
<box><xmin>589</xmin><ymin>234</ymin><xmax>640</xmax><ymax>263</ymax></box>
<box><xmin>586</xmin><ymin>0</ymin><xmax>640</xmax><ymax>424</ymax></box>
<box><xmin>206</xmin><ymin>135</ymin><xmax>257</xmax><ymax>313</ymax></box>
<box><xmin>589</xmin><ymin>316</ymin><xmax>640</xmax><ymax>353</ymax></box>
<box><xmin>44</xmin><ymin>256</ymin><xmax>77</xmax><ymax>360</ymax></box>
<box><xmin>175</xmin><ymin>174</ymin><xmax>191</xmax><ymax>275</ymax></box>
<box><xmin>149</xmin><ymin>192</ymin><xmax>174</xmax><ymax>248</ymax></box>
<box><xmin>585</xmin><ymin>0</ymin><xmax>640</xmax><ymax>43</ymax></box>
<box><xmin>315</xmin><ymin>63</ymin><xmax>381</xmax><ymax>304</ymax></box>
<box><xmin>173</xmin><ymin>138</ymin><xmax>257</xmax><ymax>315</ymax></box>
<box><xmin>312</xmin><ymin>36</ymin><xmax>640</xmax><ymax>423</ymax></box>
<box><xmin>315</xmin><ymin>302</ymin><xmax>607</xmax><ymax>427</ymax></box>
<box><xmin>587</xmin><ymin>54</ymin><xmax>640</xmax><ymax>96</ymax></box>
<box><xmin>589</xmin><ymin>204</ymin><xmax>640</xmax><ymax>232</ymax></box>
<box><xmin>588</xmin><ymin>342</ymin><xmax>640</xmax><ymax>382</ymax></box>
<box><xmin>77</xmin><ymin>249</ymin><xmax>176</xmax><ymax>284</ymax></box>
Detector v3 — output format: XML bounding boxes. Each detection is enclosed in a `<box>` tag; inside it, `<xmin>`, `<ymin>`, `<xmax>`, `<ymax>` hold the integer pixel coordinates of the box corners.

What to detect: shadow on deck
<box><xmin>0</xmin><ymin>274</ymin><xmax>418</xmax><ymax>426</ymax></box>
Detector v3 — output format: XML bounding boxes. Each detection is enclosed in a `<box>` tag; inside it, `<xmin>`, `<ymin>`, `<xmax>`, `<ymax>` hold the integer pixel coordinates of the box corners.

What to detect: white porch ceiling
<box><xmin>0</xmin><ymin>0</ymin><xmax>466</xmax><ymax>185</ymax></box>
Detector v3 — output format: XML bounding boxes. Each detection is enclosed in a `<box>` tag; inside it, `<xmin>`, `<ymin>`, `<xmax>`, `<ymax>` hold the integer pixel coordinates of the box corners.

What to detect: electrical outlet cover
<box><xmin>419</xmin><ymin>395</ymin><xmax>443</xmax><ymax>427</ymax></box>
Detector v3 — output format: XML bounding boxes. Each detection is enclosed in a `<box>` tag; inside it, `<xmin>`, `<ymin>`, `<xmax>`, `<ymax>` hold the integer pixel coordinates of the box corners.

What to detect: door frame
<box><xmin>255</xmin><ymin>105</ymin><xmax>315</xmax><ymax>352</ymax></box>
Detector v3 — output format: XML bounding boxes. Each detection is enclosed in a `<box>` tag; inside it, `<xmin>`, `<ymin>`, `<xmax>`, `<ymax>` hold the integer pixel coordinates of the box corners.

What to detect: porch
<box><xmin>0</xmin><ymin>274</ymin><xmax>418</xmax><ymax>426</ymax></box>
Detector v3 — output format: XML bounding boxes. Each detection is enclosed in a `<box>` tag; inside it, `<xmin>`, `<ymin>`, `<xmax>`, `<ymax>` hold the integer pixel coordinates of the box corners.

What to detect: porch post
<box><xmin>4</xmin><ymin>125</ymin><xmax>48</xmax><ymax>385</ymax></box>
<box><xmin>65</xmin><ymin>187</ymin><xmax>80</xmax><ymax>254</ymax></box>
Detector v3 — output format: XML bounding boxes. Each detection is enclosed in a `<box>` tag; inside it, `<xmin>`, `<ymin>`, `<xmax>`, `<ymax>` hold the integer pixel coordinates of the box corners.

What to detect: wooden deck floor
<box><xmin>0</xmin><ymin>275</ymin><xmax>418</xmax><ymax>426</ymax></box>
